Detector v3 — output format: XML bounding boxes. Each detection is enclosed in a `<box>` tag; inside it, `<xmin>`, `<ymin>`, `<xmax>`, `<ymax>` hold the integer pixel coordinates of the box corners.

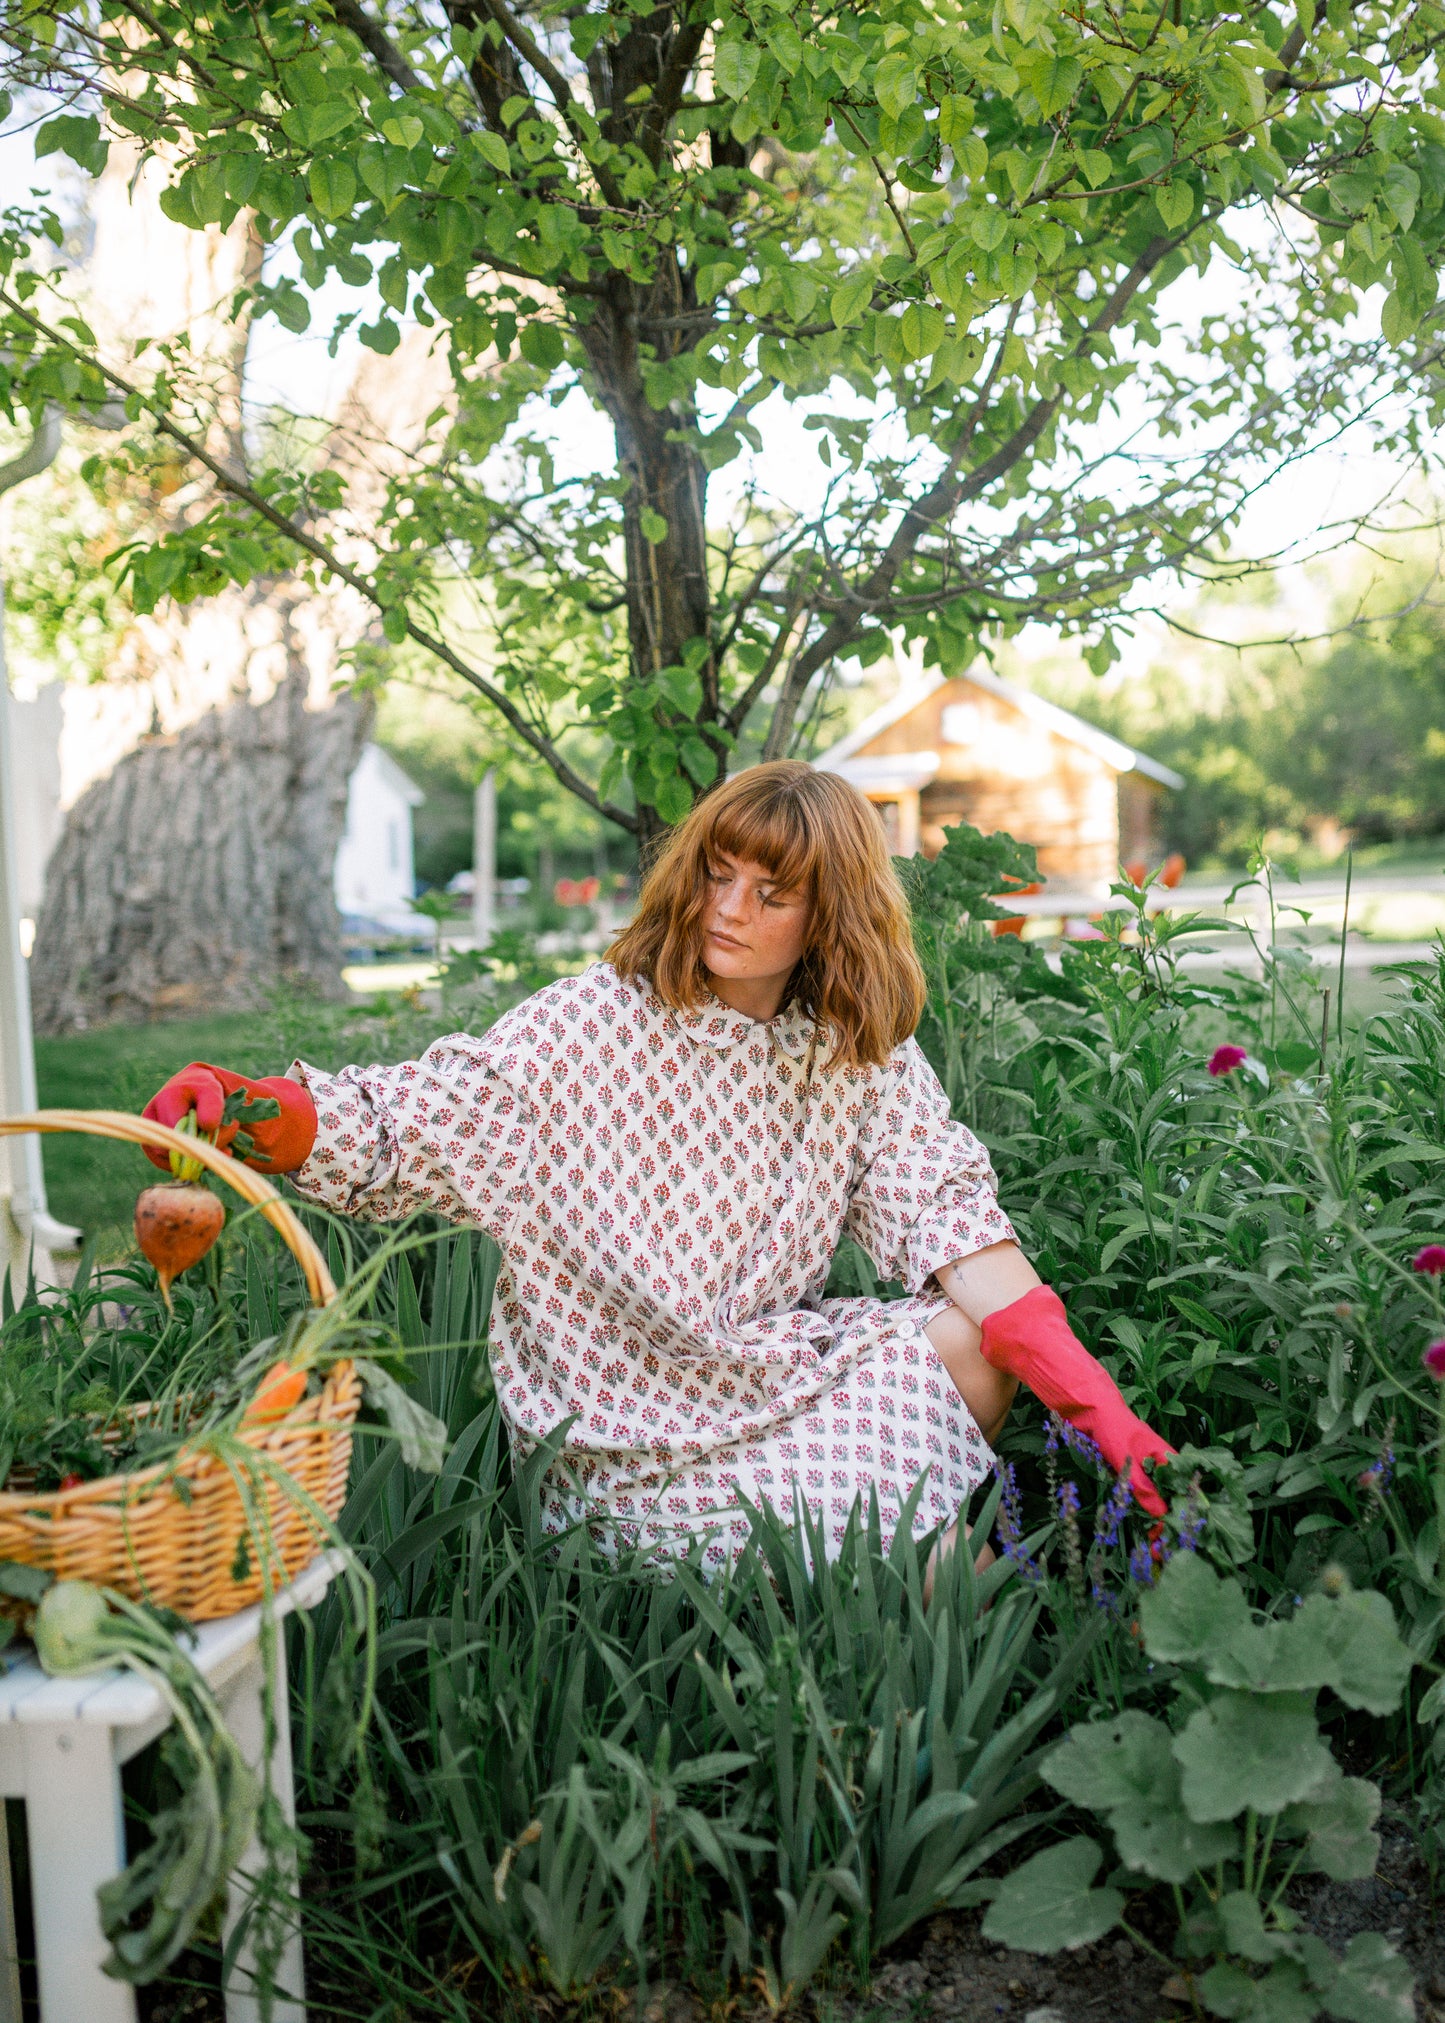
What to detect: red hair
<box><xmin>608</xmin><ymin>762</ymin><xmax>925</xmax><ymax>1070</ymax></box>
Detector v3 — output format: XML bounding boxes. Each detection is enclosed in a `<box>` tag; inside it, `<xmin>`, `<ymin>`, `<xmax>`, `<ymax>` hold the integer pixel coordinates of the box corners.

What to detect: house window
<box><xmin>387</xmin><ymin>820</ymin><xmax>400</xmax><ymax>870</ymax></box>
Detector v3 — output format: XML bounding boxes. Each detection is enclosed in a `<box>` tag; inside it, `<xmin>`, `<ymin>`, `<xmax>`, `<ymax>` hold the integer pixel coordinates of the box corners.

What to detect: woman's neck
<box><xmin>705</xmin><ymin>970</ymin><xmax>791</xmax><ymax>1023</ymax></box>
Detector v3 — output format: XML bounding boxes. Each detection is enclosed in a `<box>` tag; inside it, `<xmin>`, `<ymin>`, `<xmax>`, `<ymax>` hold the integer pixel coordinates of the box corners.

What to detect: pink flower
<box><xmin>1423</xmin><ymin>1341</ymin><xmax>1445</xmax><ymax>1379</ymax></box>
<box><xmin>1208</xmin><ymin>1045</ymin><xmax>1248</xmax><ymax>1077</ymax></box>
<box><xmin>1413</xmin><ymin>1245</ymin><xmax>1445</xmax><ymax>1275</ymax></box>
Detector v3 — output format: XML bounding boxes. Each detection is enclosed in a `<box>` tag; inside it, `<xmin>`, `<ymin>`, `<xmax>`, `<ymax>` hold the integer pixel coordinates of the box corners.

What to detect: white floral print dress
<box><xmin>289</xmin><ymin>962</ymin><xmax>1015</xmax><ymax>1565</ymax></box>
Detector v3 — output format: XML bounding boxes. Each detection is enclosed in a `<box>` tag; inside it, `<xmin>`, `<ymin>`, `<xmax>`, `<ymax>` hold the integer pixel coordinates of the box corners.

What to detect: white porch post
<box><xmin>0</xmin><ymin>412</ymin><xmax>80</xmax><ymax>1292</ymax></box>
<box><xmin>471</xmin><ymin>766</ymin><xmax>496</xmax><ymax>948</ymax></box>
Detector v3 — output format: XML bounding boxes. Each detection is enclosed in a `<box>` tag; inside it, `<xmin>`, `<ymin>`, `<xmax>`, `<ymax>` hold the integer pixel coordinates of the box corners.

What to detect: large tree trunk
<box><xmin>30</xmin><ymin>667</ymin><xmax>369</xmax><ymax>1032</ymax></box>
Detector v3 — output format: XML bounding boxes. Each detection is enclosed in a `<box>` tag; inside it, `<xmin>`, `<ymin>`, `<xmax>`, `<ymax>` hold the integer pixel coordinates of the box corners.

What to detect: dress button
<box><xmin>894</xmin><ymin>1318</ymin><xmax>916</xmax><ymax>1340</ymax></box>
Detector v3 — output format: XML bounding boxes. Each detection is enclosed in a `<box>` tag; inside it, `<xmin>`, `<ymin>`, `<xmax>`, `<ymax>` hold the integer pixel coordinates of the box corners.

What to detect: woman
<box><xmin>144</xmin><ymin>762</ymin><xmax>1172</xmax><ymax>1581</ymax></box>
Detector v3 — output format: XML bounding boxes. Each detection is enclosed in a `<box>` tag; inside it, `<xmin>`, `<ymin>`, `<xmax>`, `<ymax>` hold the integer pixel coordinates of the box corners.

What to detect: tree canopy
<box><xmin>3</xmin><ymin>0</ymin><xmax>1445</xmax><ymax>838</ymax></box>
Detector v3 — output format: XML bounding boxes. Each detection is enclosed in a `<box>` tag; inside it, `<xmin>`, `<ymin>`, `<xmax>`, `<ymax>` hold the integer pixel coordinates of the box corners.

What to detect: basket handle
<box><xmin>0</xmin><ymin>1109</ymin><xmax>337</xmax><ymax>1307</ymax></box>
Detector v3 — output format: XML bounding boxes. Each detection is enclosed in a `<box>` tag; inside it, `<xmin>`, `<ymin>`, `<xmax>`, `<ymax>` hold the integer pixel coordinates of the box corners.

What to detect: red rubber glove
<box><xmin>979</xmin><ymin>1285</ymin><xmax>1175</xmax><ymax>1518</ymax></box>
<box><xmin>142</xmin><ymin>1063</ymin><xmax>317</xmax><ymax>1176</ymax></box>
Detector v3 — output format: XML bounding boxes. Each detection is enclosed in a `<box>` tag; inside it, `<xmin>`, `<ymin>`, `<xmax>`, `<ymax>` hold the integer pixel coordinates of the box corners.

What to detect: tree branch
<box><xmin>0</xmin><ymin>290</ymin><xmax>639</xmax><ymax>833</ymax></box>
<box><xmin>323</xmin><ymin>0</ymin><xmax>424</xmax><ymax>93</ymax></box>
<box><xmin>471</xmin><ymin>0</ymin><xmax>626</xmax><ymax>206</ymax></box>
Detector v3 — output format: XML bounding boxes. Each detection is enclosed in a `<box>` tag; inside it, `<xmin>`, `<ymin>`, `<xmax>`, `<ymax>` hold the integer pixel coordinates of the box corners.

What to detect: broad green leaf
<box><xmin>971</xmin><ymin>207</ymin><xmax>1008</xmax><ymax>251</ymax></box>
<box><xmin>639</xmin><ymin>507</ymin><xmax>669</xmax><ymax>545</ymax></box>
<box><xmin>281</xmin><ymin>101</ymin><xmax>356</xmax><ymax>148</ymax></box>
<box><xmin>1110</xmin><ymin>1796</ymin><xmax>1238</xmax><ymax>1884</ymax></box>
<box><xmin>520</xmin><ymin>322</ymin><xmax>566</xmax><ymax>370</ymax></box>
<box><xmin>831</xmin><ymin>275</ymin><xmax>873</xmax><ymax>328</ymax></box>
<box><xmin>875</xmin><ymin>54</ymin><xmax>917</xmax><ymax>123</ymax></box>
<box><xmin>1218</xmin><ymin>1891</ymin><xmax>1295</xmax><ymax>1965</ymax></box>
<box><xmin>309</xmin><ymin>156</ymin><xmax>357</xmax><ymax>221</ymax></box>
<box><xmin>35</xmin><ymin>113</ymin><xmax>108</xmax><ymax>175</ymax></box>
<box><xmin>899</xmin><ymin>303</ymin><xmax>945</xmax><ymax>359</ymax></box>
<box><xmin>1156</xmin><ymin>181</ymin><xmax>1194</xmax><ymax>230</ymax></box>
<box><xmin>1078</xmin><ymin>148</ymin><xmax>1113</xmax><ymax>187</ymax></box>
<box><xmin>1042</xmin><ymin>1711</ymin><xmax>1172</xmax><ymax>1812</ymax></box>
<box><xmin>1293</xmin><ymin>1588</ymin><xmax>1412</xmax><ymax>1715</ymax></box>
<box><xmin>1279</xmin><ymin>1768</ymin><xmax>1380</xmax><ymax>1880</ymax></box>
<box><xmin>474</xmin><ymin>129</ymin><xmax>511</xmax><ymax>175</ymax></box>
<box><xmin>980</xmin><ymin>1838</ymin><xmax>1123</xmax><ymax>1954</ymax></box>
<box><xmin>1318</xmin><ymin>1931</ymin><xmax>1415</xmax><ymax>2023</ymax></box>
<box><xmin>765</xmin><ymin>20</ymin><xmax>801</xmax><ymax>75</ymax></box>
<box><xmin>381</xmin><ymin>115</ymin><xmax>425</xmax><ymax>149</ymax></box>
<box><xmin>713</xmin><ymin>39</ymin><xmax>761</xmax><ymax>101</ymax></box>
<box><xmin>1200</xmin><ymin>1958</ymin><xmax>1316</xmax><ymax>2023</ymax></box>
<box><xmin>1016</xmin><ymin>50</ymin><xmax>1082</xmax><ymax>119</ymax></box>
<box><xmin>651</xmin><ymin>774</ymin><xmax>693</xmax><ymax>824</ymax></box>
<box><xmin>1139</xmin><ymin>1548</ymin><xmax>1252</xmax><ymax>1667</ymax></box>
<box><xmin>1173</xmin><ymin>1693</ymin><xmax>1332</xmax><ymax>1821</ymax></box>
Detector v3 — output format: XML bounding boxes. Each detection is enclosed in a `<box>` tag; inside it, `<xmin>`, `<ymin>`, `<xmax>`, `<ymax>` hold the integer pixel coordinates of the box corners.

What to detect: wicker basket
<box><xmin>0</xmin><ymin>1109</ymin><xmax>360</xmax><ymax>1620</ymax></box>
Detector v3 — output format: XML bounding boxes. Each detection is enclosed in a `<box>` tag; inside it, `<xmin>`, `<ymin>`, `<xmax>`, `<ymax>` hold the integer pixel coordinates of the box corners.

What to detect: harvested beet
<box><xmin>134</xmin><ymin>1184</ymin><xmax>225</xmax><ymax>1300</ymax></box>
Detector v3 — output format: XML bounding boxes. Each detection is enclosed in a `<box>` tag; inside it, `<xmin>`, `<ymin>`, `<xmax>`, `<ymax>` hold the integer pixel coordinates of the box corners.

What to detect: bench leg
<box><xmin>219</xmin><ymin>1639</ymin><xmax>306</xmax><ymax>2023</ymax></box>
<box><xmin>24</xmin><ymin>1724</ymin><xmax>137</xmax><ymax>2023</ymax></box>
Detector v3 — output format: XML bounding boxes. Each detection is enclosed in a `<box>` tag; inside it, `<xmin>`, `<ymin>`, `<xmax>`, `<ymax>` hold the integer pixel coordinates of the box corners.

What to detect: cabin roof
<box><xmin>814</xmin><ymin>665</ymin><xmax>1184</xmax><ymax>791</ymax></box>
<box><xmin>359</xmin><ymin>741</ymin><xmax>426</xmax><ymax>807</ymax></box>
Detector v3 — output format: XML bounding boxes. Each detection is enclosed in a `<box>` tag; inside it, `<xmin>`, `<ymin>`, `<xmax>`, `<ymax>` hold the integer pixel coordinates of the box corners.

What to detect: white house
<box><xmin>333</xmin><ymin>741</ymin><xmax>425</xmax><ymax>928</ymax></box>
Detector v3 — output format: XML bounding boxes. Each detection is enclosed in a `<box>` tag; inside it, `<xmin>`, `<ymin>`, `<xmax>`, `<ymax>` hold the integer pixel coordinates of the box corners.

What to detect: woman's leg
<box><xmin>924</xmin><ymin>1303</ymin><xmax>1018</xmax><ymax>1445</ymax></box>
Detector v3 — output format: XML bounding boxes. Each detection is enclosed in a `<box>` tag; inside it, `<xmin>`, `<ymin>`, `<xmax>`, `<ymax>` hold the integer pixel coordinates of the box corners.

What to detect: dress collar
<box><xmin>673</xmin><ymin>993</ymin><xmax>817</xmax><ymax>1061</ymax></box>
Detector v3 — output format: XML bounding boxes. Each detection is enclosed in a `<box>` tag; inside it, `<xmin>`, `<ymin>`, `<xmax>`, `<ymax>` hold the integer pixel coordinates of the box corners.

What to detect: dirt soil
<box><xmin>133</xmin><ymin>1808</ymin><xmax>1445</xmax><ymax>2023</ymax></box>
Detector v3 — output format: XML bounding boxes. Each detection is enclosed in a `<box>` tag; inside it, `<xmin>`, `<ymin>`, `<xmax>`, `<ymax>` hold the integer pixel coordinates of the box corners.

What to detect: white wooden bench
<box><xmin>0</xmin><ymin>1548</ymin><xmax>343</xmax><ymax>2022</ymax></box>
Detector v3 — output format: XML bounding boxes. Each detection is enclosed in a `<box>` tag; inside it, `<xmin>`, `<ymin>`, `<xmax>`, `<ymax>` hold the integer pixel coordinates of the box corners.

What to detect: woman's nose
<box><xmin>717</xmin><ymin>879</ymin><xmax>751</xmax><ymax>922</ymax></box>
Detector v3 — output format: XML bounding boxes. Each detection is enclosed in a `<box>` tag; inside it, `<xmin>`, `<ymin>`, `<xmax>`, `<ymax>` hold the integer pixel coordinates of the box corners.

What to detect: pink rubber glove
<box><xmin>979</xmin><ymin>1286</ymin><xmax>1174</xmax><ymax>1517</ymax></box>
<box><xmin>142</xmin><ymin>1063</ymin><xmax>317</xmax><ymax>1176</ymax></box>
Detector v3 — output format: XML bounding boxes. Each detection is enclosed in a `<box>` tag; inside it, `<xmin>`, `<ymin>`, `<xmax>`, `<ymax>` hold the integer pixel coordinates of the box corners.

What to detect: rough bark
<box><xmin>30</xmin><ymin>667</ymin><xmax>370</xmax><ymax>1032</ymax></box>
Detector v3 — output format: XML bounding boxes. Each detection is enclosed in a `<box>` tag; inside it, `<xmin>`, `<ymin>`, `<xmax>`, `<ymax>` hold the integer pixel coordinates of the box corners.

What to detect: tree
<box><xmin>3</xmin><ymin>0</ymin><xmax>1445</xmax><ymax>849</ymax></box>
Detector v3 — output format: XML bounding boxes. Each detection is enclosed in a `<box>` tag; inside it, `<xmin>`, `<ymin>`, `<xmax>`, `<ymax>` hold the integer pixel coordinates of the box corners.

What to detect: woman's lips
<box><xmin>707</xmin><ymin>929</ymin><xmax>746</xmax><ymax>951</ymax></box>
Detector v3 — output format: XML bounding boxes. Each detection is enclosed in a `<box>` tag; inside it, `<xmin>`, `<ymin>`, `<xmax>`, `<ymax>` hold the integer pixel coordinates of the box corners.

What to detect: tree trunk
<box><xmin>30</xmin><ymin>669</ymin><xmax>369</xmax><ymax>1032</ymax></box>
<box><xmin>581</xmin><ymin>273</ymin><xmax>715</xmax><ymax>855</ymax></box>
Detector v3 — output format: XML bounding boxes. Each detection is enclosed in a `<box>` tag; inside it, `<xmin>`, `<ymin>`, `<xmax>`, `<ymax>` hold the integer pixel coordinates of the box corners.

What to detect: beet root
<box><xmin>134</xmin><ymin>1184</ymin><xmax>225</xmax><ymax>1300</ymax></box>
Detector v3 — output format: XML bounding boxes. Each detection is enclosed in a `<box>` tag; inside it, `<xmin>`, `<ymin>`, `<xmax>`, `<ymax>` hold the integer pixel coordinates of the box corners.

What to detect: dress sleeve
<box><xmin>286</xmin><ymin>1028</ymin><xmax>537</xmax><ymax>1241</ymax></box>
<box><xmin>843</xmin><ymin>1039</ymin><xmax>1015</xmax><ymax>1290</ymax></box>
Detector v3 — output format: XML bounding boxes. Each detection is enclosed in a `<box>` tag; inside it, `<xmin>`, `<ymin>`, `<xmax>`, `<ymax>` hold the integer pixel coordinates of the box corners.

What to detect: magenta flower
<box><xmin>1423</xmin><ymin>1341</ymin><xmax>1445</xmax><ymax>1379</ymax></box>
<box><xmin>1208</xmin><ymin>1044</ymin><xmax>1248</xmax><ymax>1077</ymax></box>
<box><xmin>1414</xmin><ymin>1245</ymin><xmax>1445</xmax><ymax>1275</ymax></box>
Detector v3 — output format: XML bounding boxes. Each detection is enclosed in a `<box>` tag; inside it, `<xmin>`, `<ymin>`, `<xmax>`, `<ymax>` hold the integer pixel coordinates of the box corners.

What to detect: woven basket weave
<box><xmin>0</xmin><ymin>1109</ymin><xmax>359</xmax><ymax>1620</ymax></box>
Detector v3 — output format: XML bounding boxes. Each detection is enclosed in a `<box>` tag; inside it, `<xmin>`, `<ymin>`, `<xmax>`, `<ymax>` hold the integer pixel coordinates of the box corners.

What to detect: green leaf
<box><xmin>899</xmin><ymin>303</ymin><xmax>945</xmax><ymax>359</ymax></box>
<box><xmin>281</xmin><ymin>101</ymin><xmax>356</xmax><ymax>148</ymax></box>
<box><xmin>308</xmin><ymin>155</ymin><xmax>357</xmax><ymax>221</ymax></box>
<box><xmin>1139</xmin><ymin>1546</ymin><xmax>1253</xmax><ymax>1667</ymax></box>
<box><xmin>713</xmin><ymin>39</ymin><xmax>761</xmax><ymax>101</ymax></box>
<box><xmin>1279</xmin><ymin>1767</ymin><xmax>1380</xmax><ymax>1880</ymax></box>
<box><xmin>1218</xmin><ymin>1891</ymin><xmax>1295</xmax><ymax>1965</ymax></box>
<box><xmin>354</xmin><ymin>1359</ymin><xmax>448</xmax><ymax>1472</ymax></box>
<box><xmin>380</xmin><ymin>605</ymin><xmax>408</xmax><ymax>642</ymax></box>
<box><xmin>1319</xmin><ymin>1931</ymin><xmax>1415</xmax><ymax>2023</ymax></box>
<box><xmin>381</xmin><ymin>115</ymin><xmax>426</xmax><ymax>150</ymax></box>
<box><xmin>765</xmin><ymin>20</ymin><xmax>802</xmax><ymax>75</ymax></box>
<box><xmin>520</xmin><ymin>322</ymin><xmax>566</xmax><ymax>370</ymax></box>
<box><xmin>1173</xmin><ymin>1693</ymin><xmax>1332</xmax><ymax>1822</ymax></box>
<box><xmin>1156</xmin><ymin>181</ymin><xmax>1194</xmax><ymax>230</ymax></box>
<box><xmin>1043</xmin><ymin>1713</ymin><xmax>1236</xmax><ymax>1882</ymax></box>
<box><xmin>474</xmin><ymin>129</ymin><xmax>511</xmax><ymax>175</ymax></box>
<box><xmin>980</xmin><ymin>1838</ymin><xmax>1123</xmax><ymax>1954</ymax></box>
<box><xmin>1078</xmin><ymin>148</ymin><xmax>1113</xmax><ymax>188</ymax></box>
<box><xmin>359</xmin><ymin>317</ymin><xmax>401</xmax><ymax>354</ymax></box>
<box><xmin>35</xmin><ymin>113</ymin><xmax>108</xmax><ymax>175</ymax></box>
<box><xmin>651</xmin><ymin>774</ymin><xmax>693</xmax><ymax>824</ymax></box>
<box><xmin>1016</xmin><ymin>50</ymin><xmax>1082</xmax><ymax>120</ymax></box>
<box><xmin>971</xmin><ymin>207</ymin><xmax>1008</xmax><ymax>252</ymax></box>
<box><xmin>875</xmin><ymin>54</ymin><xmax>918</xmax><ymax>123</ymax></box>
<box><xmin>1043</xmin><ymin>1711</ymin><xmax>1172</xmax><ymax>1813</ymax></box>
<box><xmin>1200</xmin><ymin>1957</ymin><xmax>1316</xmax><ymax>2023</ymax></box>
<box><xmin>831</xmin><ymin>275</ymin><xmax>873</xmax><ymax>327</ymax></box>
<box><xmin>639</xmin><ymin>507</ymin><xmax>669</xmax><ymax>545</ymax></box>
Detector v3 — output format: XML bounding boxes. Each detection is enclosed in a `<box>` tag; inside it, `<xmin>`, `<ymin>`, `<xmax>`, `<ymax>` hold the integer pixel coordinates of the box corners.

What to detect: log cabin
<box><xmin>814</xmin><ymin>665</ymin><xmax>1183</xmax><ymax>893</ymax></box>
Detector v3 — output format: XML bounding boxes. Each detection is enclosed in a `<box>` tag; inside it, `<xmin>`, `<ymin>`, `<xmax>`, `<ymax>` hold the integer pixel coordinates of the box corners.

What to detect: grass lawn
<box><xmin>35</xmin><ymin>1011</ymin><xmax>292</xmax><ymax>1250</ymax></box>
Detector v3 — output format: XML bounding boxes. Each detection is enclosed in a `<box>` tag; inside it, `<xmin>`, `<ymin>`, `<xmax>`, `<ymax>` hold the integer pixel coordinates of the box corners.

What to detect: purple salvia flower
<box><xmin>1129</xmin><ymin>1541</ymin><xmax>1157</xmax><ymax>1587</ymax></box>
<box><xmin>995</xmin><ymin>1462</ymin><xmax>1043</xmax><ymax>1587</ymax></box>
<box><xmin>1094</xmin><ymin>1471</ymin><xmax>1134</xmax><ymax>1552</ymax></box>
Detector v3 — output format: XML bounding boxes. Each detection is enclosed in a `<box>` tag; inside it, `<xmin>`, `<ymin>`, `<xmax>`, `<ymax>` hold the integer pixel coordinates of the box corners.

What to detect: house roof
<box><xmin>359</xmin><ymin>741</ymin><xmax>425</xmax><ymax>807</ymax></box>
<box><xmin>814</xmin><ymin>665</ymin><xmax>1184</xmax><ymax>791</ymax></box>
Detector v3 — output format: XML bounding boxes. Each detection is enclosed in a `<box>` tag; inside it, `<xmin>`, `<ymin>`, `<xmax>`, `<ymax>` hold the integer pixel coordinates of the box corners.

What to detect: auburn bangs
<box><xmin>607</xmin><ymin>761</ymin><xmax>926</xmax><ymax>1070</ymax></box>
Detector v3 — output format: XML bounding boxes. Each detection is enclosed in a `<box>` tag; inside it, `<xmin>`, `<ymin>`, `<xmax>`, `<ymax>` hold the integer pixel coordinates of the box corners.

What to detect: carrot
<box><xmin>242</xmin><ymin>1360</ymin><xmax>309</xmax><ymax>1425</ymax></box>
<box><xmin>134</xmin><ymin>1183</ymin><xmax>225</xmax><ymax>1302</ymax></box>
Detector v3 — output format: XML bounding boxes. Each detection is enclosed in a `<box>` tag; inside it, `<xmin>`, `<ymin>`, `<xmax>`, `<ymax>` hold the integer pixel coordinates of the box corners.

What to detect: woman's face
<box><xmin>701</xmin><ymin>850</ymin><xmax>812</xmax><ymax>1002</ymax></box>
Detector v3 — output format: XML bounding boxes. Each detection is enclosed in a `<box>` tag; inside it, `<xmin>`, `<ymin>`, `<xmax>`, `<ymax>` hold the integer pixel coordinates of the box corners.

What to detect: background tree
<box><xmin>3</xmin><ymin>0</ymin><xmax>1445</xmax><ymax>849</ymax></box>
